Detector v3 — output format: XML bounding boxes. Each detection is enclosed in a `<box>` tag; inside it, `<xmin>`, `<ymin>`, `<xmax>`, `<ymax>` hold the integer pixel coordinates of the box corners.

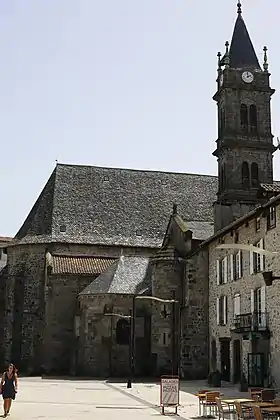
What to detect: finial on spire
<box><xmin>237</xmin><ymin>2</ymin><xmax>242</xmax><ymax>14</ymax></box>
<box><xmin>263</xmin><ymin>46</ymin><xmax>269</xmax><ymax>72</ymax></box>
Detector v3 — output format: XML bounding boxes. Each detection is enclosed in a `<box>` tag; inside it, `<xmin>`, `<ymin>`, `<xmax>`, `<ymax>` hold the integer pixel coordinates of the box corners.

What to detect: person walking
<box><xmin>0</xmin><ymin>363</ymin><xmax>18</xmax><ymax>417</ymax></box>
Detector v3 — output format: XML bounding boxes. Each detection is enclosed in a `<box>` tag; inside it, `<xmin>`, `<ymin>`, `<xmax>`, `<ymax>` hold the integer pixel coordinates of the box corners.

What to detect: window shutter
<box><xmin>249</xmin><ymin>245</ymin><xmax>254</xmax><ymax>275</ymax></box>
<box><xmin>224</xmin><ymin>257</ymin><xmax>228</xmax><ymax>284</ymax></box>
<box><xmin>238</xmin><ymin>251</ymin><xmax>243</xmax><ymax>278</ymax></box>
<box><xmin>260</xmin><ymin>238</ymin><xmax>265</xmax><ymax>271</ymax></box>
<box><xmin>216</xmin><ymin>260</ymin><xmax>220</xmax><ymax>285</ymax></box>
<box><xmin>251</xmin><ymin>289</ymin><xmax>255</xmax><ymax>313</ymax></box>
<box><xmin>224</xmin><ymin>296</ymin><xmax>228</xmax><ymax>325</ymax></box>
<box><xmin>230</xmin><ymin>254</ymin><xmax>234</xmax><ymax>281</ymax></box>
<box><xmin>216</xmin><ymin>297</ymin><xmax>220</xmax><ymax>325</ymax></box>
<box><xmin>261</xmin><ymin>286</ymin><xmax>266</xmax><ymax>313</ymax></box>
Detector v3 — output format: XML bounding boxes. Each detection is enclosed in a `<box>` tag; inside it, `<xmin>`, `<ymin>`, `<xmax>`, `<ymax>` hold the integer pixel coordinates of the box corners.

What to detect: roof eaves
<box><xmin>197</xmin><ymin>193</ymin><xmax>280</xmax><ymax>250</ymax></box>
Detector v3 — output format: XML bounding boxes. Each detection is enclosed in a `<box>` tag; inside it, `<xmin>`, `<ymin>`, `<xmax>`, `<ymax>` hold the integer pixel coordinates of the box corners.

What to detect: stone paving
<box><xmin>2</xmin><ymin>377</ymin><xmax>251</xmax><ymax>420</ymax></box>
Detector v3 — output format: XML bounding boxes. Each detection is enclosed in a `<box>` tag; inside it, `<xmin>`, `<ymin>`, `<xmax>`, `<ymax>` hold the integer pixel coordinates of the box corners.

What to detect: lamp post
<box><xmin>105</xmin><ymin>295</ymin><xmax>179</xmax><ymax>388</ymax></box>
<box><xmin>134</xmin><ymin>296</ymin><xmax>179</xmax><ymax>376</ymax></box>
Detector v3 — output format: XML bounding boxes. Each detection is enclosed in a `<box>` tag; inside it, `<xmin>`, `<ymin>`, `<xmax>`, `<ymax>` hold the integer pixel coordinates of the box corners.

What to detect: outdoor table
<box><xmin>262</xmin><ymin>406</ymin><xmax>280</xmax><ymax>419</ymax></box>
<box><xmin>243</xmin><ymin>402</ymin><xmax>278</xmax><ymax>408</ymax></box>
<box><xmin>222</xmin><ymin>399</ymin><xmax>253</xmax><ymax>404</ymax></box>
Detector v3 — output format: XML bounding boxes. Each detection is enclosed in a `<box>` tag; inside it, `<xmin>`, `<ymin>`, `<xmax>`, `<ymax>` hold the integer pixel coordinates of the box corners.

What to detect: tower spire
<box><xmin>229</xmin><ymin>3</ymin><xmax>261</xmax><ymax>70</ymax></box>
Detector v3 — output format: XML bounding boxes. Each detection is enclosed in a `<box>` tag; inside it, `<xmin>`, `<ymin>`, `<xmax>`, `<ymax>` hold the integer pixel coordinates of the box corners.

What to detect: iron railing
<box><xmin>233</xmin><ymin>312</ymin><xmax>269</xmax><ymax>332</ymax></box>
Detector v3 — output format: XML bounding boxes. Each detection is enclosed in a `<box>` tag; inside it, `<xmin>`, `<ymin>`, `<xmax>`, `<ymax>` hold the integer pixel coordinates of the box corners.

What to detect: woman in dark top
<box><xmin>0</xmin><ymin>363</ymin><xmax>18</xmax><ymax>417</ymax></box>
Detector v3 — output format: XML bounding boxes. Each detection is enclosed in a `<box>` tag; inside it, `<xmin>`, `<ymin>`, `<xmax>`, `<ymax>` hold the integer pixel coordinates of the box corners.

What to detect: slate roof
<box><xmin>79</xmin><ymin>256</ymin><xmax>151</xmax><ymax>295</ymax></box>
<box><xmin>229</xmin><ymin>9</ymin><xmax>261</xmax><ymax>70</ymax></box>
<box><xmin>14</xmin><ymin>163</ymin><xmax>218</xmax><ymax>248</ymax></box>
<box><xmin>50</xmin><ymin>255</ymin><xmax>116</xmax><ymax>275</ymax></box>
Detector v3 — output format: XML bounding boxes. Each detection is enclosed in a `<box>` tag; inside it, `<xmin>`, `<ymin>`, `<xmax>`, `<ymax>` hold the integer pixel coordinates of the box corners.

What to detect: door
<box><xmin>248</xmin><ymin>353</ymin><xmax>265</xmax><ymax>387</ymax></box>
<box><xmin>233</xmin><ymin>340</ymin><xmax>241</xmax><ymax>383</ymax></box>
<box><xmin>220</xmin><ymin>339</ymin><xmax>230</xmax><ymax>382</ymax></box>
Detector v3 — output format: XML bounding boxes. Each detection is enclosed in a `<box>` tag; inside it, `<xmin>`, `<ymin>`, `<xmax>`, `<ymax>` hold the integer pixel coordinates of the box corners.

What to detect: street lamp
<box><xmin>262</xmin><ymin>271</ymin><xmax>280</xmax><ymax>286</ymax></box>
<box><xmin>104</xmin><ymin>295</ymin><xmax>179</xmax><ymax>389</ymax></box>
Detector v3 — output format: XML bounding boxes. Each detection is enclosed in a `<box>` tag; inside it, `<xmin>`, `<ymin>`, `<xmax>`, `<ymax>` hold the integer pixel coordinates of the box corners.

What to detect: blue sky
<box><xmin>1</xmin><ymin>0</ymin><xmax>280</xmax><ymax>236</ymax></box>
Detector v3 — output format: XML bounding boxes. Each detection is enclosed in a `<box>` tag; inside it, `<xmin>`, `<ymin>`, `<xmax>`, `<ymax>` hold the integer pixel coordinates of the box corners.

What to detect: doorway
<box><xmin>233</xmin><ymin>340</ymin><xmax>241</xmax><ymax>383</ymax></box>
<box><xmin>248</xmin><ymin>353</ymin><xmax>265</xmax><ymax>387</ymax></box>
<box><xmin>220</xmin><ymin>339</ymin><xmax>230</xmax><ymax>382</ymax></box>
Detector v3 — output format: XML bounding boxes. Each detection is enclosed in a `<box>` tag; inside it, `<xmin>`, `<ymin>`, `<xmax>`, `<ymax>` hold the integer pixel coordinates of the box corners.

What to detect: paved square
<box><xmin>3</xmin><ymin>377</ymin><xmax>249</xmax><ymax>419</ymax></box>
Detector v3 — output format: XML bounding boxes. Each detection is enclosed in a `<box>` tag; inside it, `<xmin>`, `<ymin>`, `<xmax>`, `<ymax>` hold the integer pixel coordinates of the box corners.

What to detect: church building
<box><xmin>1</xmin><ymin>3</ymin><xmax>280</xmax><ymax>384</ymax></box>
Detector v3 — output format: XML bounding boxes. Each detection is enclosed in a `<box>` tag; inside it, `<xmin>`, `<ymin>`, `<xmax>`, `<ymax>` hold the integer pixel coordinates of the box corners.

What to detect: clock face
<box><xmin>242</xmin><ymin>71</ymin><xmax>254</xmax><ymax>83</ymax></box>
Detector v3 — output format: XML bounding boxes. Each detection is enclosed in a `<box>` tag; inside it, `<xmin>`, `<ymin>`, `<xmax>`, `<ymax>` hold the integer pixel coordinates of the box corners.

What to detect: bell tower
<box><xmin>213</xmin><ymin>2</ymin><xmax>276</xmax><ymax>231</ymax></box>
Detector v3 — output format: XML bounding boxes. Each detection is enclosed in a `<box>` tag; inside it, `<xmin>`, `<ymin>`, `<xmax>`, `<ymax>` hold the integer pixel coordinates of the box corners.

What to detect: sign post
<box><xmin>160</xmin><ymin>375</ymin><xmax>180</xmax><ymax>415</ymax></box>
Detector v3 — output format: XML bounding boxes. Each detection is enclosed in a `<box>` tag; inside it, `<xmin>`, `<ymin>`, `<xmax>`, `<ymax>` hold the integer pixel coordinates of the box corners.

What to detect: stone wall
<box><xmin>43</xmin><ymin>273</ymin><xmax>94</xmax><ymax>374</ymax></box>
<box><xmin>181</xmin><ymin>248</ymin><xmax>209</xmax><ymax>379</ymax></box>
<box><xmin>208</xmin><ymin>202</ymin><xmax>280</xmax><ymax>386</ymax></box>
<box><xmin>78</xmin><ymin>294</ymin><xmax>151</xmax><ymax>377</ymax></box>
<box><xmin>3</xmin><ymin>244</ymin><xmax>46</xmax><ymax>373</ymax></box>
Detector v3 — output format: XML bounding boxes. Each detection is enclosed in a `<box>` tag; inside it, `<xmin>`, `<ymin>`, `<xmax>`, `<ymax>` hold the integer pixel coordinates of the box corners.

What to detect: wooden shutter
<box><xmin>239</xmin><ymin>251</ymin><xmax>243</xmax><ymax>278</ymax></box>
<box><xmin>251</xmin><ymin>289</ymin><xmax>255</xmax><ymax>313</ymax></box>
<box><xmin>230</xmin><ymin>254</ymin><xmax>234</xmax><ymax>281</ymax></box>
<box><xmin>234</xmin><ymin>294</ymin><xmax>241</xmax><ymax>317</ymax></box>
<box><xmin>224</xmin><ymin>257</ymin><xmax>228</xmax><ymax>284</ymax></box>
<box><xmin>249</xmin><ymin>245</ymin><xmax>254</xmax><ymax>275</ymax></box>
<box><xmin>224</xmin><ymin>296</ymin><xmax>228</xmax><ymax>325</ymax></box>
<box><xmin>216</xmin><ymin>297</ymin><xmax>220</xmax><ymax>325</ymax></box>
<box><xmin>216</xmin><ymin>260</ymin><xmax>220</xmax><ymax>285</ymax></box>
<box><xmin>260</xmin><ymin>238</ymin><xmax>265</xmax><ymax>271</ymax></box>
<box><xmin>261</xmin><ymin>286</ymin><xmax>266</xmax><ymax>313</ymax></box>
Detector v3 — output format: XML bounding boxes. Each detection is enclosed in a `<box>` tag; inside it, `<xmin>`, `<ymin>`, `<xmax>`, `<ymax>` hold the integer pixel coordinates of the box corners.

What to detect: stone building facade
<box><xmin>1</xmin><ymin>3</ymin><xmax>280</xmax><ymax>383</ymax></box>
<box><xmin>207</xmin><ymin>193</ymin><xmax>280</xmax><ymax>387</ymax></box>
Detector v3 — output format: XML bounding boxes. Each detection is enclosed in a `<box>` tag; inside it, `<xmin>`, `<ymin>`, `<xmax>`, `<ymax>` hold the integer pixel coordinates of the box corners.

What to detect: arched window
<box><xmin>240</xmin><ymin>104</ymin><xmax>248</xmax><ymax>132</ymax></box>
<box><xmin>116</xmin><ymin>319</ymin><xmax>130</xmax><ymax>345</ymax></box>
<box><xmin>249</xmin><ymin>105</ymin><xmax>257</xmax><ymax>133</ymax></box>
<box><xmin>242</xmin><ymin>162</ymin><xmax>250</xmax><ymax>186</ymax></box>
<box><xmin>251</xmin><ymin>162</ymin><xmax>259</xmax><ymax>186</ymax></box>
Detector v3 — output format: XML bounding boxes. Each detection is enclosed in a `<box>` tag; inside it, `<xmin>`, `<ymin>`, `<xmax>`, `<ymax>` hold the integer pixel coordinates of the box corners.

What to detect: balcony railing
<box><xmin>233</xmin><ymin>312</ymin><xmax>269</xmax><ymax>333</ymax></box>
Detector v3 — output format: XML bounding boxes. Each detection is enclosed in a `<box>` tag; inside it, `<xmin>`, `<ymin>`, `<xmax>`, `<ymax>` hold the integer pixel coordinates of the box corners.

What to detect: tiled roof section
<box><xmin>260</xmin><ymin>183</ymin><xmax>280</xmax><ymax>193</ymax></box>
<box><xmin>51</xmin><ymin>255</ymin><xmax>116</xmax><ymax>275</ymax></box>
<box><xmin>79</xmin><ymin>256</ymin><xmax>151</xmax><ymax>295</ymax></box>
<box><xmin>15</xmin><ymin>163</ymin><xmax>218</xmax><ymax>247</ymax></box>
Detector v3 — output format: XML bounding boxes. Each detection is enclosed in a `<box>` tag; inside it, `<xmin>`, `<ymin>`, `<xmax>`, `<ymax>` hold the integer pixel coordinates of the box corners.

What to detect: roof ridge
<box><xmin>56</xmin><ymin>162</ymin><xmax>217</xmax><ymax>178</ymax></box>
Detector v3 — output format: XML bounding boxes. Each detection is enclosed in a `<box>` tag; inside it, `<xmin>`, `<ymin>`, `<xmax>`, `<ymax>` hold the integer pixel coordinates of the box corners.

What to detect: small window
<box><xmin>136</xmin><ymin>230</ymin><xmax>142</xmax><ymax>236</ymax></box>
<box><xmin>256</xmin><ymin>217</ymin><xmax>261</xmax><ymax>232</ymax></box>
<box><xmin>60</xmin><ymin>225</ymin><xmax>66</xmax><ymax>233</ymax></box>
<box><xmin>267</xmin><ymin>206</ymin><xmax>276</xmax><ymax>229</ymax></box>
<box><xmin>249</xmin><ymin>104</ymin><xmax>258</xmax><ymax>133</ymax></box>
<box><xmin>103</xmin><ymin>175</ymin><xmax>109</xmax><ymax>182</ymax></box>
<box><xmin>253</xmin><ymin>240</ymin><xmax>265</xmax><ymax>273</ymax></box>
<box><xmin>242</xmin><ymin>162</ymin><xmax>250</xmax><ymax>186</ymax></box>
<box><xmin>251</xmin><ymin>162</ymin><xmax>259</xmax><ymax>187</ymax></box>
<box><xmin>234</xmin><ymin>231</ymin><xmax>239</xmax><ymax>243</ymax></box>
<box><xmin>240</xmin><ymin>104</ymin><xmax>248</xmax><ymax>131</ymax></box>
<box><xmin>218</xmin><ymin>296</ymin><xmax>228</xmax><ymax>325</ymax></box>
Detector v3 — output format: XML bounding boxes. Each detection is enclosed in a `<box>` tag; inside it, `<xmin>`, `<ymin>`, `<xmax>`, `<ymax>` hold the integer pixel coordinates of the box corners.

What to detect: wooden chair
<box><xmin>216</xmin><ymin>397</ymin><xmax>235</xmax><ymax>420</ymax></box>
<box><xmin>261</xmin><ymin>390</ymin><xmax>276</xmax><ymax>402</ymax></box>
<box><xmin>202</xmin><ymin>392</ymin><xmax>220</xmax><ymax>417</ymax></box>
<box><xmin>235</xmin><ymin>401</ymin><xmax>254</xmax><ymax>420</ymax></box>
<box><xmin>250</xmin><ymin>389</ymin><xmax>263</xmax><ymax>402</ymax></box>
<box><xmin>252</xmin><ymin>406</ymin><xmax>262</xmax><ymax>420</ymax></box>
<box><xmin>197</xmin><ymin>390</ymin><xmax>210</xmax><ymax>416</ymax></box>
